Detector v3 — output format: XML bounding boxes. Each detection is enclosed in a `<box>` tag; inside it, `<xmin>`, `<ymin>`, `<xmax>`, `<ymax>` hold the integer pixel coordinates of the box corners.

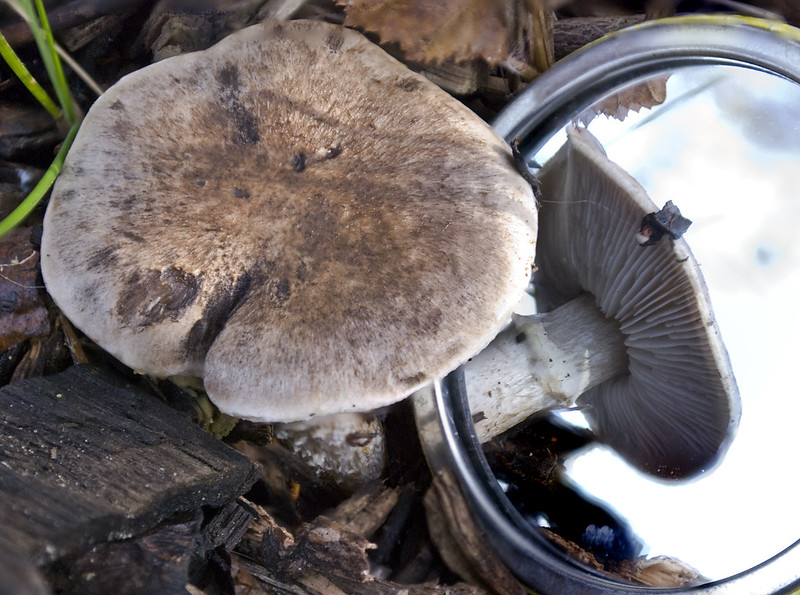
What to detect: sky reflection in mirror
<box><xmin>538</xmin><ymin>65</ymin><xmax>800</xmax><ymax>581</ymax></box>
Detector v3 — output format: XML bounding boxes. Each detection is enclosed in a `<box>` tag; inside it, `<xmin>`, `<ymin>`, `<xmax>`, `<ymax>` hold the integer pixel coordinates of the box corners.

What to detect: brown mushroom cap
<box><xmin>40</xmin><ymin>20</ymin><xmax>536</xmax><ymax>422</ymax></box>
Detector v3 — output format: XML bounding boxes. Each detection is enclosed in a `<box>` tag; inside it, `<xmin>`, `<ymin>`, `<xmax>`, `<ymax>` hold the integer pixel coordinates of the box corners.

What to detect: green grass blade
<box><xmin>0</xmin><ymin>30</ymin><xmax>61</xmax><ymax>118</ymax></box>
<box><xmin>34</xmin><ymin>0</ymin><xmax>75</xmax><ymax>124</ymax></box>
<box><xmin>0</xmin><ymin>0</ymin><xmax>84</xmax><ymax>235</ymax></box>
<box><xmin>0</xmin><ymin>121</ymin><xmax>80</xmax><ymax>236</ymax></box>
<box><xmin>9</xmin><ymin>0</ymin><xmax>74</xmax><ymax>124</ymax></box>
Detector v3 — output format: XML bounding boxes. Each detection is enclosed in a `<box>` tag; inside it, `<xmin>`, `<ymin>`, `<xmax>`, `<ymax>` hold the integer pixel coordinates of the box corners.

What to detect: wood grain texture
<box><xmin>0</xmin><ymin>364</ymin><xmax>261</xmax><ymax>566</ymax></box>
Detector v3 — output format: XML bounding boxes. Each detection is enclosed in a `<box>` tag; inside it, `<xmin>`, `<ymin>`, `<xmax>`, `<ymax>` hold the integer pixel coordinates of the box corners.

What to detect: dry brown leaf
<box><xmin>0</xmin><ymin>228</ymin><xmax>50</xmax><ymax>353</ymax></box>
<box><xmin>579</xmin><ymin>75</ymin><xmax>670</xmax><ymax>124</ymax></box>
<box><xmin>335</xmin><ymin>0</ymin><xmax>550</xmax><ymax>70</ymax></box>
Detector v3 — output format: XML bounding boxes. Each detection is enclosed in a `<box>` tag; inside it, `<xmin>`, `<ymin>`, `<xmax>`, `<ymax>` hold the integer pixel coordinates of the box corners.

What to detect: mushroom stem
<box><xmin>274</xmin><ymin>413</ymin><xmax>387</xmax><ymax>493</ymax></box>
<box><xmin>465</xmin><ymin>293</ymin><xmax>628</xmax><ymax>442</ymax></box>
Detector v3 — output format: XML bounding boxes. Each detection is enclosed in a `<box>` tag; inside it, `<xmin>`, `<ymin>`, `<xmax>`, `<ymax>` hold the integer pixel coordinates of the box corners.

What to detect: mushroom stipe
<box><xmin>40</xmin><ymin>20</ymin><xmax>537</xmax><ymax>423</ymax></box>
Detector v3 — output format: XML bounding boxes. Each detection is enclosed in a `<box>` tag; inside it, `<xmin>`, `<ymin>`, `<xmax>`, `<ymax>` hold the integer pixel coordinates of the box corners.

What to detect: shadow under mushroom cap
<box><xmin>40</xmin><ymin>20</ymin><xmax>537</xmax><ymax>422</ymax></box>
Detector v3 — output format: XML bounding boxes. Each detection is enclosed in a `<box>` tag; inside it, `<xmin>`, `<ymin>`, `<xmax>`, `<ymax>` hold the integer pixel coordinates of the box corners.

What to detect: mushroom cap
<box><xmin>535</xmin><ymin>125</ymin><xmax>740</xmax><ymax>479</ymax></box>
<box><xmin>40</xmin><ymin>20</ymin><xmax>536</xmax><ymax>422</ymax></box>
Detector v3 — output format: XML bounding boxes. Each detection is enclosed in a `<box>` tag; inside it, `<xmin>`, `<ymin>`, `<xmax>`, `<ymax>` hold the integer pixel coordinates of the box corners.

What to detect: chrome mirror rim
<box><xmin>416</xmin><ymin>369</ymin><xmax>800</xmax><ymax>594</ymax></box>
<box><xmin>416</xmin><ymin>14</ymin><xmax>800</xmax><ymax>594</ymax></box>
<box><xmin>494</xmin><ymin>14</ymin><xmax>800</xmax><ymax>155</ymax></box>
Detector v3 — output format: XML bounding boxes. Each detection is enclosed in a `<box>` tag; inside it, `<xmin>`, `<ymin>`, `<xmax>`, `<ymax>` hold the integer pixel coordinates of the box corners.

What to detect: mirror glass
<box><xmin>488</xmin><ymin>65</ymin><xmax>800</xmax><ymax>584</ymax></box>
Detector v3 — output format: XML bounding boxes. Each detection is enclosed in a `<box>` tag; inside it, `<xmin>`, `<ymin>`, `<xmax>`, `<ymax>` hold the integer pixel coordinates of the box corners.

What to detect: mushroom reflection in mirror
<box><xmin>39</xmin><ymin>20</ymin><xmax>537</xmax><ymax>423</ymax></box>
<box><xmin>537</xmin><ymin>125</ymin><xmax>740</xmax><ymax>478</ymax></box>
<box><xmin>466</xmin><ymin>125</ymin><xmax>740</xmax><ymax>479</ymax></box>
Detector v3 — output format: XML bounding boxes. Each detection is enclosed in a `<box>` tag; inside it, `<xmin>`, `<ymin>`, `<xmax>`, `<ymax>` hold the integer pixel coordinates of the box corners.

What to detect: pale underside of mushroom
<box><xmin>274</xmin><ymin>413</ymin><xmax>387</xmax><ymax>492</ymax></box>
<box><xmin>40</xmin><ymin>20</ymin><xmax>537</xmax><ymax>422</ymax></box>
<box><xmin>465</xmin><ymin>125</ymin><xmax>741</xmax><ymax>478</ymax></box>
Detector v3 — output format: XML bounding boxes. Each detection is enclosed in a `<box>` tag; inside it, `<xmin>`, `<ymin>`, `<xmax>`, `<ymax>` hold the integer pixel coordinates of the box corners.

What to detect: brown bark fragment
<box><xmin>424</xmin><ymin>469</ymin><xmax>526</xmax><ymax>595</ymax></box>
<box><xmin>329</xmin><ymin>482</ymin><xmax>400</xmax><ymax>540</ymax></box>
<box><xmin>0</xmin><ymin>228</ymin><xmax>49</xmax><ymax>353</ymax></box>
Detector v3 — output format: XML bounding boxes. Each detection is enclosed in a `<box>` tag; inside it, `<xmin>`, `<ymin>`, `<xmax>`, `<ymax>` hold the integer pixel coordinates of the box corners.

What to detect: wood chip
<box><xmin>329</xmin><ymin>482</ymin><xmax>399</xmax><ymax>540</ymax></box>
<box><xmin>0</xmin><ymin>228</ymin><xmax>49</xmax><ymax>353</ymax></box>
<box><xmin>0</xmin><ymin>364</ymin><xmax>262</xmax><ymax>567</ymax></box>
<box><xmin>424</xmin><ymin>469</ymin><xmax>526</xmax><ymax>595</ymax></box>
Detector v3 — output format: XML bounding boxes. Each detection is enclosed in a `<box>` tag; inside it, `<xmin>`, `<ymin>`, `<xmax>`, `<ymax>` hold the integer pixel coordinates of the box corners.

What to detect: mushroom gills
<box><xmin>468</xmin><ymin>124</ymin><xmax>740</xmax><ymax>480</ymax></box>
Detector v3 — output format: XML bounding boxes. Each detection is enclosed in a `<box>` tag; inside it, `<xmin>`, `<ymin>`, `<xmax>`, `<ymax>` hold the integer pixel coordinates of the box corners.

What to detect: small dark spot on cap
<box><xmin>398</xmin><ymin>372</ymin><xmax>425</xmax><ymax>388</ymax></box>
<box><xmin>86</xmin><ymin>245</ymin><xmax>118</xmax><ymax>270</ymax></box>
<box><xmin>270</xmin><ymin>278</ymin><xmax>291</xmax><ymax>304</ymax></box>
<box><xmin>120</xmin><ymin>230</ymin><xmax>145</xmax><ymax>243</ymax></box>
<box><xmin>58</xmin><ymin>189</ymin><xmax>78</xmax><ymax>204</ymax></box>
<box><xmin>472</xmin><ymin>411</ymin><xmax>487</xmax><ymax>423</ymax></box>
<box><xmin>326</xmin><ymin>33</ymin><xmax>344</xmax><ymax>52</ymax></box>
<box><xmin>233</xmin><ymin>112</ymin><xmax>260</xmax><ymax>145</ymax></box>
<box><xmin>117</xmin><ymin>267</ymin><xmax>200</xmax><ymax>328</ymax></box>
<box><xmin>216</xmin><ymin>64</ymin><xmax>260</xmax><ymax>145</ymax></box>
<box><xmin>396</xmin><ymin>77</ymin><xmax>424</xmax><ymax>93</ymax></box>
<box><xmin>295</xmin><ymin>261</ymin><xmax>308</xmax><ymax>282</ymax></box>
<box><xmin>109</xmin><ymin>99</ymin><xmax>125</xmax><ymax>111</ymax></box>
<box><xmin>216</xmin><ymin>64</ymin><xmax>238</xmax><ymax>93</ymax></box>
<box><xmin>233</xmin><ymin>187</ymin><xmax>250</xmax><ymax>199</ymax></box>
<box><xmin>514</xmin><ymin>332</ymin><xmax>527</xmax><ymax>344</ymax></box>
<box><xmin>291</xmin><ymin>153</ymin><xmax>306</xmax><ymax>172</ymax></box>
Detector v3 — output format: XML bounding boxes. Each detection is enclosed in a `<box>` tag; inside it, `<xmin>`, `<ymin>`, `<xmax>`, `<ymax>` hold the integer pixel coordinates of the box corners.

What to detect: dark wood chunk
<box><xmin>0</xmin><ymin>547</ymin><xmax>50</xmax><ymax>595</ymax></box>
<box><xmin>61</xmin><ymin>514</ymin><xmax>204</xmax><ymax>595</ymax></box>
<box><xmin>0</xmin><ymin>364</ymin><xmax>261</xmax><ymax>567</ymax></box>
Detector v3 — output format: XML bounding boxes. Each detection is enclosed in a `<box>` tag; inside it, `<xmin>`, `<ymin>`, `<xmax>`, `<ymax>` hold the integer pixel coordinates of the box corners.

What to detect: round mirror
<box><xmin>544</xmin><ymin>63</ymin><xmax>800</xmax><ymax>582</ymax></box>
<box><xmin>415</xmin><ymin>15</ymin><xmax>800</xmax><ymax>594</ymax></box>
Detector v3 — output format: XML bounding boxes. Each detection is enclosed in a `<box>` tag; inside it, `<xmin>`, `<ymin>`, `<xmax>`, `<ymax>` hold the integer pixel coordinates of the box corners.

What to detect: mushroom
<box><xmin>273</xmin><ymin>412</ymin><xmax>387</xmax><ymax>492</ymax></box>
<box><xmin>463</xmin><ymin>124</ymin><xmax>740</xmax><ymax>479</ymax></box>
<box><xmin>40</xmin><ymin>20</ymin><xmax>537</xmax><ymax>424</ymax></box>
